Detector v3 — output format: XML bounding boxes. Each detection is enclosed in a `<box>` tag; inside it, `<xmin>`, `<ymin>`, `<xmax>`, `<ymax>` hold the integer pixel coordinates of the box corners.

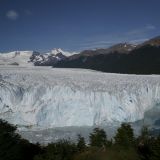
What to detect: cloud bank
<box><xmin>6</xmin><ymin>10</ymin><xmax>19</xmax><ymax>20</ymax></box>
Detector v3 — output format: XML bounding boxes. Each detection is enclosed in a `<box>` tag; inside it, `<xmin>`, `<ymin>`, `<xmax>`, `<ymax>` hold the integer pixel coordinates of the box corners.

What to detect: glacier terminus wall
<box><xmin>0</xmin><ymin>66</ymin><xmax>160</xmax><ymax>132</ymax></box>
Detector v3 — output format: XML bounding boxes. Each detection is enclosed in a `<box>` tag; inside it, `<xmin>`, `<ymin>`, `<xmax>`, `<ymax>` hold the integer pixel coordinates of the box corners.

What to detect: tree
<box><xmin>137</xmin><ymin>126</ymin><xmax>152</xmax><ymax>160</ymax></box>
<box><xmin>89</xmin><ymin>128</ymin><xmax>107</xmax><ymax>147</ymax></box>
<box><xmin>0</xmin><ymin>119</ymin><xmax>41</xmax><ymax>160</ymax></box>
<box><xmin>150</xmin><ymin>135</ymin><xmax>160</xmax><ymax>160</ymax></box>
<box><xmin>34</xmin><ymin>140</ymin><xmax>77</xmax><ymax>160</ymax></box>
<box><xmin>114</xmin><ymin>123</ymin><xmax>135</xmax><ymax>148</ymax></box>
<box><xmin>77</xmin><ymin>134</ymin><xmax>86</xmax><ymax>152</ymax></box>
<box><xmin>137</xmin><ymin>126</ymin><xmax>160</xmax><ymax>160</ymax></box>
<box><xmin>140</xmin><ymin>126</ymin><xmax>150</xmax><ymax>140</ymax></box>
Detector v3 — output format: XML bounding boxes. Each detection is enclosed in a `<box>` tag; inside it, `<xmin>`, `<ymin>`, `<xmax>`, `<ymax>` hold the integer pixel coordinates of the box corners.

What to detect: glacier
<box><xmin>0</xmin><ymin>51</ymin><xmax>33</xmax><ymax>66</ymax></box>
<box><xmin>0</xmin><ymin>66</ymin><xmax>160</xmax><ymax>132</ymax></box>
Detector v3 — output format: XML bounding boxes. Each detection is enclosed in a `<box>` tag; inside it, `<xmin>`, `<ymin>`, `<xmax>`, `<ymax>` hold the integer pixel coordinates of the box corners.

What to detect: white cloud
<box><xmin>6</xmin><ymin>10</ymin><xmax>19</xmax><ymax>20</ymax></box>
<box><xmin>75</xmin><ymin>24</ymin><xmax>156</xmax><ymax>50</ymax></box>
<box><xmin>126</xmin><ymin>25</ymin><xmax>156</xmax><ymax>36</ymax></box>
<box><xmin>145</xmin><ymin>24</ymin><xmax>156</xmax><ymax>30</ymax></box>
<box><xmin>129</xmin><ymin>38</ymin><xmax>149</xmax><ymax>44</ymax></box>
<box><xmin>24</xmin><ymin>9</ymin><xmax>32</xmax><ymax>15</ymax></box>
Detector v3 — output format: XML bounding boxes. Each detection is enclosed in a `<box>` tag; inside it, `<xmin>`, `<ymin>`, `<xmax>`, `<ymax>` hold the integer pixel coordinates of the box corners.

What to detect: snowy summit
<box><xmin>0</xmin><ymin>49</ymin><xmax>77</xmax><ymax>66</ymax></box>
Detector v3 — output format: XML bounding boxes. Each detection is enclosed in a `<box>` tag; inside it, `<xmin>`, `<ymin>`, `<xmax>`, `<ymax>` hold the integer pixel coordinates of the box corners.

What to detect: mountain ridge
<box><xmin>1</xmin><ymin>36</ymin><xmax>160</xmax><ymax>74</ymax></box>
<box><xmin>55</xmin><ymin>36</ymin><xmax>160</xmax><ymax>74</ymax></box>
<box><xmin>0</xmin><ymin>49</ymin><xmax>77</xmax><ymax>66</ymax></box>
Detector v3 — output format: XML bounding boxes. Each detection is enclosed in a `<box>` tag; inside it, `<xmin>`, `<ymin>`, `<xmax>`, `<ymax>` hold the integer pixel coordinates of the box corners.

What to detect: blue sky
<box><xmin>0</xmin><ymin>0</ymin><xmax>160</xmax><ymax>52</ymax></box>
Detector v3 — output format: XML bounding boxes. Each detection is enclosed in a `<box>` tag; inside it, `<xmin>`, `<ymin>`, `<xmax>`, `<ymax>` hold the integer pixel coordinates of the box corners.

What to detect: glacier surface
<box><xmin>0</xmin><ymin>66</ymin><xmax>160</xmax><ymax>131</ymax></box>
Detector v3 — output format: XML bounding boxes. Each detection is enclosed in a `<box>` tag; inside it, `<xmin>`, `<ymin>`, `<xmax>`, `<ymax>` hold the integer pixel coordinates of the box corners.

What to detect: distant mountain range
<box><xmin>0</xmin><ymin>36</ymin><xmax>160</xmax><ymax>74</ymax></box>
<box><xmin>0</xmin><ymin>49</ymin><xmax>77</xmax><ymax>66</ymax></box>
<box><xmin>55</xmin><ymin>36</ymin><xmax>160</xmax><ymax>74</ymax></box>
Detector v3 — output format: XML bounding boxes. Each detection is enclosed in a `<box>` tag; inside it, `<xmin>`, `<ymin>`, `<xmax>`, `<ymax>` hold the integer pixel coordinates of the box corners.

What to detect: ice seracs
<box><xmin>0</xmin><ymin>66</ymin><xmax>160</xmax><ymax>131</ymax></box>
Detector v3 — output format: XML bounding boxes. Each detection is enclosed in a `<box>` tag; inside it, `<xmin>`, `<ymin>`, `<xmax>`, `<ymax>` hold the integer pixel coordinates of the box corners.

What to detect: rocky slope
<box><xmin>55</xmin><ymin>36</ymin><xmax>160</xmax><ymax>74</ymax></box>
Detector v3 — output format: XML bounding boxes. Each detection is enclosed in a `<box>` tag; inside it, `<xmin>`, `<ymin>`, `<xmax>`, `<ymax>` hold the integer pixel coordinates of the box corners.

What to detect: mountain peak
<box><xmin>51</xmin><ymin>48</ymin><xmax>63</xmax><ymax>55</ymax></box>
<box><xmin>50</xmin><ymin>48</ymin><xmax>78</xmax><ymax>57</ymax></box>
<box><xmin>107</xmin><ymin>43</ymin><xmax>136</xmax><ymax>53</ymax></box>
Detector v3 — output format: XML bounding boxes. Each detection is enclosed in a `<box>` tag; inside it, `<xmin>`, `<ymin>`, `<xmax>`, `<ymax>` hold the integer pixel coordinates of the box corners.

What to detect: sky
<box><xmin>0</xmin><ymin>0</ymin><xmax>160</xmax><ymax>52</ymax></box>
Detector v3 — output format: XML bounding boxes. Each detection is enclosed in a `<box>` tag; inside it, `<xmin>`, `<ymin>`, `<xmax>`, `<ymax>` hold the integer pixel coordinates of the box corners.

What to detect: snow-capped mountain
<box><xmin>51</xmin><ymin>48</ymin><xmax>77</xmax><ymax>56</ymax></box>
<box><xmin>0</xmin><ymin>51</ymin><xmax>33</xmax><ymax>66</ymax></box>
<box><xmin>0</xmin><ymin>66</ymin><xmax>160</xmax><ymax>131</ymax></box>
<box><xmin>29</xmin><ymin>50</ymin><xmax>67</xmax><ymax>66</ymax></box>
<box><xmin>0</xmin><ymin>49</ymin><xmax>77</xmax><ymax>66</ymax></box>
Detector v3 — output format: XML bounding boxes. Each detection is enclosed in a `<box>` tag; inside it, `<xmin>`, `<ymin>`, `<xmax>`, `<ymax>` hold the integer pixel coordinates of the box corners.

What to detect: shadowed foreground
<box><xmin>0</xmin><ymin>119</ymin><xmax>160</xmax><ymax>160</ymax></box>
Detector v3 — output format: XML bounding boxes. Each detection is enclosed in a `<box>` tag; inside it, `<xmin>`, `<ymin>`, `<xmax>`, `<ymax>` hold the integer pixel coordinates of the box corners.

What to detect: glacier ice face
<box><xmin>0</xmin><ymin>66</ymin><xmax>160</xmax><ymax>131</ymax></box>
